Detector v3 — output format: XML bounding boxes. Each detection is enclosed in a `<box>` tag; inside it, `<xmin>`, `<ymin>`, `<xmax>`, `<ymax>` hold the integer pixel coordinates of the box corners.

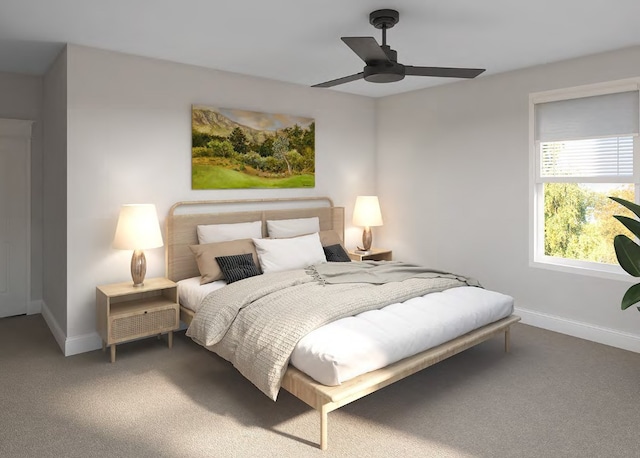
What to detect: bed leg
<box><xmin>505</xmin><ymin>327</ymin><xmax>511</xmax><ymax>353</ymax></box>
<box><xmin>320</xmin><ymin>405</ymin><xmax>328</xmax><ymax>451</ymax></box>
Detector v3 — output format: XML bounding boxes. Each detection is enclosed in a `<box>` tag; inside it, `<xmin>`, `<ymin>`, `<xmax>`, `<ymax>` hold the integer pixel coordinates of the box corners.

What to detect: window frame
<box><xmin>529</xmin><ymin>79</ymin><xmax>640</xmax><ymax>281</ymax></box>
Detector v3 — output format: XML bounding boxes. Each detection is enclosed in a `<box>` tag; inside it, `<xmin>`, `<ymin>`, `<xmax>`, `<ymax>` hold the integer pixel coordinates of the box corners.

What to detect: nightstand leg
<box><xmin>110</xmin><ymin>344</ymin><xmax>116</xmax><ymax>363</ymax></box>
<box><xmin>168</xmin><ymin>331</ymin><xmax>173</xmax><ymax>349</ymax></box>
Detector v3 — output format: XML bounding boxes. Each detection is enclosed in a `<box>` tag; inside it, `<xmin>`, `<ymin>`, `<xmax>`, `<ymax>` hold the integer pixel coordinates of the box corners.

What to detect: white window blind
<box><xmin>539</xmin><ymin>136</ymin><xmax>634</xmax><ymax>180</ymax></box>
<box><xmin>535</xmin><ymin>90</ymin><xmax>639</xmax><ymax>182</ymax></box>
<box><xmin>535</xmin><ymin>91</ymin><xmax>639</xmax><ymax>142</ymax></box>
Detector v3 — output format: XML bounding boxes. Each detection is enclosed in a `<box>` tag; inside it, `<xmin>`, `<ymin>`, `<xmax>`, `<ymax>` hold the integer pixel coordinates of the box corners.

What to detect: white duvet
<box><xmin>178</xmin><ymin>278</ymin><xmax>514</xmax><ymax>387</ymax></box>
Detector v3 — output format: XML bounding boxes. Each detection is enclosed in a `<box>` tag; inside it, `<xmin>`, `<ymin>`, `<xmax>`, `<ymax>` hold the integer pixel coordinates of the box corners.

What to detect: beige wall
<box><xmin>0</xmin><ymin>71</ymin><xmax>43</xmax><ymax>305</ymax></box>
<box><xmin>376</xmin><ymin>46</ymin><xmax>640</xmax><ymax>347</ymax></box>
<box><xmin>63</xmin><ymin>45</ymin><xmax>376</xmax><ymax>349</ymax></box>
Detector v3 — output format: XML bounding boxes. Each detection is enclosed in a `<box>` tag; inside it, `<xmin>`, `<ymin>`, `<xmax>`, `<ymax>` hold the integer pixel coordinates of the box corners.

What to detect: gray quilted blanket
<box><xmin>186</xmin><ymin>261</ymin><xmax>477</xmax><ymax>400</ymax></box>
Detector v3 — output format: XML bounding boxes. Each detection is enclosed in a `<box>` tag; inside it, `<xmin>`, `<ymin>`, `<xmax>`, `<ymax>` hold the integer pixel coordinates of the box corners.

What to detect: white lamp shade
<box><xmin>113</xmin><ymin>204</ymin><xmax>164</xmax><ymax>250</ymax></box>
<box><xmin>352</xmin><ymin>196</ymin><xmax>383</xmax><ymax>227</ymax></box>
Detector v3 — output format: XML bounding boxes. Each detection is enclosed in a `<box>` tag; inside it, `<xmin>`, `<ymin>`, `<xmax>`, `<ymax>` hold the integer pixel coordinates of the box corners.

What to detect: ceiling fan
<box><xmin>313</xmin><ymin>9</ymin><xmax>485</xmax><ymax>88</ymax></box>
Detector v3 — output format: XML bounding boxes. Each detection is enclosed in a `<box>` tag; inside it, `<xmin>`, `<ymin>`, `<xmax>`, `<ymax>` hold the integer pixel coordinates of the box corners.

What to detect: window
<box><xmin>531</xmin><ymin>82</ymin><xmax>640</xmax><ymax>276</ymax></box>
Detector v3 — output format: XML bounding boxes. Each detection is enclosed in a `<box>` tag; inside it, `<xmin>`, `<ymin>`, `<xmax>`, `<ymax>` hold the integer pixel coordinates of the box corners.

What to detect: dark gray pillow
<box><xmin>323</xmin><ymin>244</ymin><xmax>352</xmax><ymax>262</ymax></box>
<box><xmin>215</xmin><ymin>253</ymin><xmax>261</xmax><ymax>283</ymax></box>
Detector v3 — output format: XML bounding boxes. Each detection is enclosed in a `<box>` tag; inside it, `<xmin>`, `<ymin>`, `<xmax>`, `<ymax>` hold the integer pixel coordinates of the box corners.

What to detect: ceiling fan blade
<box><xmin>405</xmin><ymin>66</ymin><xmax>485</xmax><ymax>79</ymax></box>
<box><xmin>341</xmin><ymin>37</ymin><xmax>390</xmax><ymax>63</ymax></box>
<box><xmin>312</xmin><ymin>72</ymin><xmax>365</xmax><ymax>88</ymax></box>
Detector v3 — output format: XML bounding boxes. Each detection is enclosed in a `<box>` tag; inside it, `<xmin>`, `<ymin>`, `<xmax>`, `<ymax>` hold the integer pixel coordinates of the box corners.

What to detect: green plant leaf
<box><xmin>613</xmin><ymin>235</ymin><xmax>640</xmax><ymax>277</ymax></box>
<box><xmin>613</xmin><ymin>215</ymin><xmax>640</xmax><ymax>239</ymax></box>
<box><xmin>621</xmin><ymin>283</ymin><xmax>640</xmax><ymax>310</ymax></box>
<box><xmin>609</xmin><ymin>196</ymin><xmax>640</xmax><ymax>219</ymax></box>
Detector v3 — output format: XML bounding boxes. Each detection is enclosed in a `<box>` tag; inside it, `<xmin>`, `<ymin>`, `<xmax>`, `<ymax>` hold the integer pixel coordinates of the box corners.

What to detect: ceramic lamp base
<box><xmin>130</xmin><ymin>249</ymin><xmax>146</xmax><ymax>286</ymax></box>
<box><xmin>362</xmin><ymin>226</ymin><xmax>372</xmax><ymax>251</ymax></box>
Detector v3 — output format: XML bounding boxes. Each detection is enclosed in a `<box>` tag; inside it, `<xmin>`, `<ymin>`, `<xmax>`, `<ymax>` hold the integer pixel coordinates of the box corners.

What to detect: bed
<box><xmin>166</xmin><ymin>197</ymin><xmax>520</xmax><ymax>450</ymax></box>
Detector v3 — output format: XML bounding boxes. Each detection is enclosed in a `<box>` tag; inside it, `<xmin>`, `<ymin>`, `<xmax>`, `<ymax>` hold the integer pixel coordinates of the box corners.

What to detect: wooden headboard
<box><xmin>166</xmin><ymin>197</ymin><xmax>345</xmax><ymax>282</ymax></box>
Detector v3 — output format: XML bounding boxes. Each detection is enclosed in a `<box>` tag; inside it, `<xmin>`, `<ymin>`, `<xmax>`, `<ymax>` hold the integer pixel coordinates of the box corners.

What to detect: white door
<box><xmin>0</xmin><ymin>119</ymin><xmax>32</xmax><ymax>318</ymax></box>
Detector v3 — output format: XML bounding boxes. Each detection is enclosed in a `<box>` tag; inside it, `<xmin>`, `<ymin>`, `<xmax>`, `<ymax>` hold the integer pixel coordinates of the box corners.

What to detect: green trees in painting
<box><xmin>193</xmin><ymin>127</ymin><xmax>314</xmax><ymax>175</ymax></box>
<box><xmin>544</xmin><ymin>183</ymin><xmax>634</xmax><ymax>264</ymax></box>
<box><xmin>229</xmin><ymin>127</ymin><xmax>249</xmax><ymax>154</ymax></box>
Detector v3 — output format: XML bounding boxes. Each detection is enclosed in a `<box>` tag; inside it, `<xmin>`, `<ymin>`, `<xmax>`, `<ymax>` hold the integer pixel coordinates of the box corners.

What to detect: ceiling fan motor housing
<box><xmin>364</xmin><ymin>62</ymin><xmax>405</xmax><ymax>83</ymax></box>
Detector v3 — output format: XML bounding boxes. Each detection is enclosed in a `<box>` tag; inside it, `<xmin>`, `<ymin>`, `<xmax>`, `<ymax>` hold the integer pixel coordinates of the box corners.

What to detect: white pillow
<box><xmin>267</xmin><ymin>217</ymin><xmax>320</xmax><ymax>238</ymax></box>
<box><xmin>253</xmin><ymin>232</ymin><xmax>326</xmax><ymax>274</ymax></box>
<box><xmin>197</xmin><ymin>221</ymin><xmax>262</xmax><ymax>244</ymax></box>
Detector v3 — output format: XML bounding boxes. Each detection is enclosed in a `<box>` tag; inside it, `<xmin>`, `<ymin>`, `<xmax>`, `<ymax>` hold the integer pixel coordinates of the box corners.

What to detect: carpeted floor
<box><xmin>0</xmin><ymin>314</ymin><xmax>638</xmax><ymax>458</ymax></box>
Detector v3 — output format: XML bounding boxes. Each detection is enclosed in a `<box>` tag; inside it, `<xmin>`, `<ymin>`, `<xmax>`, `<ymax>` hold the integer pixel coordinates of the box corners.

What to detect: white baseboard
<box><xmin>514</xmin><ymin>306</ymin><xmax>640</xmax><ymax>353</ymax></box>
<box><xmin>65</xmin><ymin>331</ymin><xmax>102</xmax><ymax>356</ymax></box>
<box><xmin>28</xmin><ymin>299</ymin><xmax>42</xmax><ymax>315</ymax></box>
<box><xmin>40</xmin><ymin>300</ymin><xmax>102</xmax><ymax>356</ymax></box>
<box><xmin>40</xmin><ymin>300</ymin><xmax>66</xmax><ymax>354</ymax></box>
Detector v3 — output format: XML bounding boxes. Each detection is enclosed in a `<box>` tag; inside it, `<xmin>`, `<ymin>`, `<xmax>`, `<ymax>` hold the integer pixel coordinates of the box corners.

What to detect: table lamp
<box><xmin>113</xmin><ymin>204</ymin><xmax>164</xmax><ymax>286</ymax></box>
<box><xmin>352</xmin><ymin>196</ymin><xmax>383</xmax><ymax>252</ymax></box>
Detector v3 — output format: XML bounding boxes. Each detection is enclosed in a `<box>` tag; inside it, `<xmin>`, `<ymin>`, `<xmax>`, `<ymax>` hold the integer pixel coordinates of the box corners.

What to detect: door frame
<box><xmin>0</xmin><ymin>118</ymin><xmax>33</xmax><ymax>316</ymax></box>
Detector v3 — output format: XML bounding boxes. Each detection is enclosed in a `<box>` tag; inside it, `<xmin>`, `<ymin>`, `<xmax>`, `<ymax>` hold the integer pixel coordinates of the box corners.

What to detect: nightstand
<box><xmin>96</xmin><ymin>277</ymin><xmax>179</xmax><ymax>363</ymax></box>
<box><xmin>348</xmin><ymin>248</ymin><xmax>393</xmax><ymax>262</ymax></box>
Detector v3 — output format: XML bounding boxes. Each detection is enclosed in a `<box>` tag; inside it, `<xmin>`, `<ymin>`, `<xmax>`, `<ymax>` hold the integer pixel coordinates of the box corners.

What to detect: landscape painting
<box><xmin>192</xmin><ymin>105</ymin><xmax>315</xmax><ymax>189</ymax></box>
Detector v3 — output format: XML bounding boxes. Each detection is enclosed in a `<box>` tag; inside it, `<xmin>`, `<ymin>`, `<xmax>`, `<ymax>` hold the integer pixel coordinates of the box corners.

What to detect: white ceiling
<box><xmin>1</xmin><ymin>0</ymin><xmax>639</xmax><ymax>98</ymax></box>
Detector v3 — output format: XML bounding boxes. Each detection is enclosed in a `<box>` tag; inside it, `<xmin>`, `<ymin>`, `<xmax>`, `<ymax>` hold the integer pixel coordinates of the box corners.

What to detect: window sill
<box><xmin>530</xmin><ymin>257</ymin><xmax>637</xmax><ymax>283</ymax></box>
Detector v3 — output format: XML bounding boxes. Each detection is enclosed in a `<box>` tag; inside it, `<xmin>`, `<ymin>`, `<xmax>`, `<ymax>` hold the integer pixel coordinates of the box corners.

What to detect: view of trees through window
<box><xmin>544</xmin><ymin>183</ymin><xmax>635</xmax><ymax>264</ymax></box>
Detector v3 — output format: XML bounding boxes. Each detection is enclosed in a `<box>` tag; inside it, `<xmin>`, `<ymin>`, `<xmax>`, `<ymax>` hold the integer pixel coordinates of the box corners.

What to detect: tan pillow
<box><xmin>319</xmin><ymin>230</ymin><xmax>346</xmax><ymax>250</ymax></box>
<box><xmin>189</xmin><ymin>239</ymin><xmax>261</xmax><ymax>285</ymax></box>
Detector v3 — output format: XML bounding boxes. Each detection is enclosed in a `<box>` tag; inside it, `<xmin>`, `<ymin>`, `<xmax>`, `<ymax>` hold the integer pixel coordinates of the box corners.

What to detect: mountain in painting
<box><xmin>192</xmin><ymin>107</ymin><xmax>272</xmax><ymax>144</ymax></box>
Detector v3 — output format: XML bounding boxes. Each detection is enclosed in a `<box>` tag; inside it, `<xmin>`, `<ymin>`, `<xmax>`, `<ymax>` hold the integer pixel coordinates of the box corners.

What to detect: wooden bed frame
<box><xmin>166</xmin><ymin>197</ymin><xmax>520</xmax><ymax>450</ymax></box>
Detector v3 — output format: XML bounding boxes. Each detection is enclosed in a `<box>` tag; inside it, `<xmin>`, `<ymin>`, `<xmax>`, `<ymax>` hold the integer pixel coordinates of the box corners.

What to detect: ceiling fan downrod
<box><xmin>370</xmin><ymin>9</ymin><xmax>399</xmax><ymax>64</ymax></box>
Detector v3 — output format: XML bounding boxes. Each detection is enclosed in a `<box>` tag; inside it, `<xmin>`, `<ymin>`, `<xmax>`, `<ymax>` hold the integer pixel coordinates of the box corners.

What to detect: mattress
<box><xmin>291</xmin><ymin>286</ymin><xmax>514</xmax><ymax>386</ymax></box>
<box><xmin>179</xmin><ymin>277</ymin><xmax>514</xmax><ymax>386</ymax></box>
<box><xmin>177</xmin><ymin>277</ymin><xmax>226</xmax><ymax>313</ymax></box>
